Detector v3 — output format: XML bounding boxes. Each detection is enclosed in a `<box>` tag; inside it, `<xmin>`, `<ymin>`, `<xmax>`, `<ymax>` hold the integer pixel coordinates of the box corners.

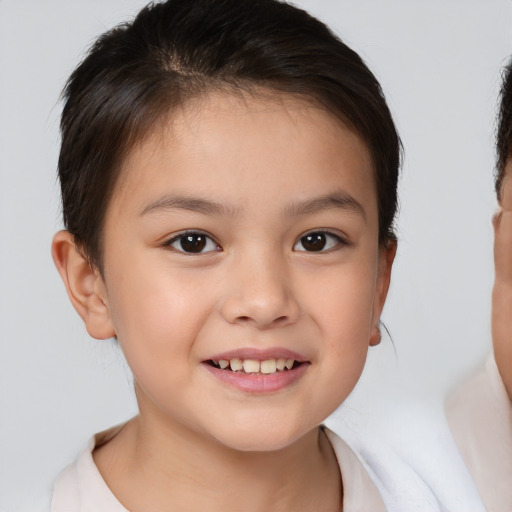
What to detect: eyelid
<box><xmin>163</xmin><ymin>230</ymin><xmax>222</xmax><ymax>254</ymax></box>
<box><xmin>293</xmin><ymin>230</ymin><xmax>349</xmax><ymax>252</ymax></box>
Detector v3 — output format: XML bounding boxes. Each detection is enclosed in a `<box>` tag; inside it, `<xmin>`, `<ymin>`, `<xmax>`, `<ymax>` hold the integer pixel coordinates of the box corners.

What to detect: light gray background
<box><xmin>1</xmin><ymin>1</ymin><xmax>511</xmax><ymax>510</ymax></box>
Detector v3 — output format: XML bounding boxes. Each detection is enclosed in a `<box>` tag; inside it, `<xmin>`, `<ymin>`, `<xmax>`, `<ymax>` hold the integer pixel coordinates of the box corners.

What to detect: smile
<box><xmin>208</xmin><ymin>358</ymin><xmax>299</xmax><ymax>374</ymax></box>
<box><xmin>202</xmin><ymin>351</ymin><xmax>310</xmax><ymax>393</ymax></box>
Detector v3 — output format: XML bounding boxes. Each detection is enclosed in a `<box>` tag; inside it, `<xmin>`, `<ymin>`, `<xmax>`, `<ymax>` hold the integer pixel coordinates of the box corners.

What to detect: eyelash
<box><xmin>292</xmin><ymin>231</ymin><xmax>348</xmax><ymax>252</ymax></box>
<box><xmin>163</xmin><ymin>231</ymin><xmax>221</xmax><ymax>254</ymax></box>
<box><xmin>163</xmin><ymin>230</ymin><xmax>348</xmax><ymax>254</ymax></box>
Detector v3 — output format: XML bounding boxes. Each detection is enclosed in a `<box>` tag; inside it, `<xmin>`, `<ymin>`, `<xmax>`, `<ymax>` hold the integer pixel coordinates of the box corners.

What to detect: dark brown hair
<box><xmin>496</xmin><ymin>60</ymin><xmax>512</xmax><ymax>199</ymax></box>
<box><xmin>58</xmin><ymin>0</ymin><xmax>402</xmax><ymax>270</ymax></box>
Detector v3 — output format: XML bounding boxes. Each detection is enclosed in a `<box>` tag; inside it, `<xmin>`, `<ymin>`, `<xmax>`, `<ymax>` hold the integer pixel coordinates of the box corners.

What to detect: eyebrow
<box><xmin>140</xmin><ymin>191</ymin><xmax>366</xmax><ymax>220</ymax></box>
<box><xmin>283</xmin><ymin>192</ymin><xmax>367</xmax><ymax>221</ymax></box>
<box><xmin>140</xmin><ymin>195</ymin><xmax>240</xmax><ymax>217</ymax></box>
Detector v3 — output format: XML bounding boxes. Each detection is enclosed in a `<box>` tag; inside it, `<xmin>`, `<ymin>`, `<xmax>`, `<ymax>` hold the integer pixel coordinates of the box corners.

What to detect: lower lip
<box><xmin>202</xmin><ymin>363</ymin><xmax>309</xmax><ymax>394</ymax></box>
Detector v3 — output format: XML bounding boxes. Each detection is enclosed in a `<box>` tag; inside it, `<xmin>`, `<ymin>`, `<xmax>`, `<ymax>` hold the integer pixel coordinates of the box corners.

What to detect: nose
<box><xmin>220</xmin><ymin>251</ymin><xmax>300</xmax><ymax>329</ymax></box>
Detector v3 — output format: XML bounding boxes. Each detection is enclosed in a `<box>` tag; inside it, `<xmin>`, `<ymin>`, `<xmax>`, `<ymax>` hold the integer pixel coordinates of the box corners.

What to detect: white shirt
<box><xmin>447</xmin><ymin>354</ymin><xmax>512</xmax><ymax>512</ymax></box>
<box><xmin>50</xmin><ymin>412</ymin><xmax>488</xmax><ymax>512</ymax></box>
<box><xmin>50</xmin><ymin>426</ymin><xmax>385</xmax><ymax>512</ymax></box>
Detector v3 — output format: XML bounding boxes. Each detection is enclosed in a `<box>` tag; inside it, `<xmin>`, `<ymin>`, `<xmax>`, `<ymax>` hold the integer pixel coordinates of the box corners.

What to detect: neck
<box><xmin>94</xmin><ymin>413</ymin><xmax>342</xmax><ymax>512</ymax></box>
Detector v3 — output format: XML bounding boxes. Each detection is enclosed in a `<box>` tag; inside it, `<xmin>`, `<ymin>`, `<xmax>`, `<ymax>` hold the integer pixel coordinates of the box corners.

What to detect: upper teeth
<box><xmin>213</xmin><ymin>358</ymin><xmax>295</xmax><ymax>374</ymax></box>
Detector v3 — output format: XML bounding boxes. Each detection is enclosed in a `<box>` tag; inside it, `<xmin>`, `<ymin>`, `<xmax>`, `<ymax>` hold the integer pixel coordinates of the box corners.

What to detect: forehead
<box><xmin>109</xmin><ymin>90</ymin><xmax>376</xmax><ymax>217</ymax></box>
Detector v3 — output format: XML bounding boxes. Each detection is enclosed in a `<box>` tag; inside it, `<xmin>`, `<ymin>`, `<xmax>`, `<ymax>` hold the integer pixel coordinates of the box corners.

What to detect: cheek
<box><xmin>305</xmin><ymin>257</ymin><xmax>377</xmax><ymax>391</ymax></box>
<box><xmin>308</xmin><ymin>262</ymin><xmax>377</xmax><ymax>339</ymax></box>
<box><xmin>104</xmin><ymin>261</ymin><xmax>216</xmax><ymax>381</ymax></box>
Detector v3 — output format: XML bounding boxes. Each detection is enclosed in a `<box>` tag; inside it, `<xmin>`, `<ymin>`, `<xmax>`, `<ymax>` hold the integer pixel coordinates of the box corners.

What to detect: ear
<box><xmin>369</xmin><ymin>241</ymin><xmax>397</xmax><ymax>346</ymax></box>
<box><xmin>51</xmin><ymin>230</ymin><xmax>115</xmax><ymax>340</ymax></box>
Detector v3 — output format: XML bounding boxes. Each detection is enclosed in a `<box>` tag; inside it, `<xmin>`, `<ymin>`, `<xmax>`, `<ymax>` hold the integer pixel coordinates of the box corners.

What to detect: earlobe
<box><xmin>51</xmin><ymin>230</ymin><xmax>115</xmax><ymax>340</ymax></box>
<box><xmin>369</xmin><ymin>242</ymin><xmax>397</xmax><ymax>347</ymax></box>
<box><xmin>369</xmin><ymin>322</ymin><xmax>382</xmax><ymax>347</ymax></box>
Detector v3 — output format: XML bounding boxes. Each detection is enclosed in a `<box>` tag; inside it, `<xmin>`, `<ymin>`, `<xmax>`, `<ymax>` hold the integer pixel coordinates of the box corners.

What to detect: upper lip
<box><xmin>205</xmin><ymin>347</ymin><xmax>308</xmax><ymax>362</ymax></box>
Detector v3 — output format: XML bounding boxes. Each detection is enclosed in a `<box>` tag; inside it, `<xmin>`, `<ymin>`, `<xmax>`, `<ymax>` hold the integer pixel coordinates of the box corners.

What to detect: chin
<box><xmin>221</xmin><ymin>434</ymin><xmax>302</xmax><ymax>453</ymax></box>
<box><xmin>210</xmin><ymin>418</ymin><xmax>316</xmax><ymax>453</ymax></box>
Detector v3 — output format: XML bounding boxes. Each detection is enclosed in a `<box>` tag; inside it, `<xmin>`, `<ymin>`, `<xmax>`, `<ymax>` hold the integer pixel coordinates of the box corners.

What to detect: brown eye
<box><xmin>293</xmin><ymin>232</ymin><xmax>343</xmax><ymax>252</ymax></box>
<box><xmin>181</xmin><ymin>234</ymin><xmax>206</xmax><ymax>252</ymax></box>
<box><xmin>168</xmin><ymin>232</ymin><xmax>220</xmax><ymax>253</ymax></box>
<box><xmin>301</xmin><ymin>233</ymin><xmax>326</xmax><ymax>251</ymax></box>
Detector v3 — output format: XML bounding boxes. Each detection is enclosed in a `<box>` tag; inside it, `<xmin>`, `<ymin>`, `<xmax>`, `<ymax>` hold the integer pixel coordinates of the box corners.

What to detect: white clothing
<box><xmin>328</xmin><ymin>402</ymin><xmax>486</xmax><ymax>512</ymax></box>
<box><xmin>50</xmin><ymin>425</ymin><xmax>385</xmax><ymax>512</ymax></box>
<box><xmin>447</xmin><ymin>354</ymin><xmax>512</xmax><ymax>512</ymax></box>
<box><xmin>50</xmin><ymin>410</ymin><xmax>489</xmax><ymax>512</ymax></box>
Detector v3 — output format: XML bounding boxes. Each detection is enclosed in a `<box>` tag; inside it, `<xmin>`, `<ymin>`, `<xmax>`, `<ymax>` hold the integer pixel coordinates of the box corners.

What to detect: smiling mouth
<box><xmin>206</xmin><ymin>358</ymin><xmax>303</xmax><ymax>375</ymax></box>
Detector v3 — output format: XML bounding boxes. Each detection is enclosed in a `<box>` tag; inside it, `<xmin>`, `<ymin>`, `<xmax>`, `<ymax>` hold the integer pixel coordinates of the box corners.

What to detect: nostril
<box><xmin>235</xmin><ymin>315</ymin><xmax>289</xmax><ymax>325</ymax></box>
<box><xmin>233</xmin><ymin>314</ymin><xmax>293</xmax><ymax>327</ymax></box>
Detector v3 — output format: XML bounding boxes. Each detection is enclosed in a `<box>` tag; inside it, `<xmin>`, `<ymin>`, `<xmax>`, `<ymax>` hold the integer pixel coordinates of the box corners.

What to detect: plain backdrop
<box><xmin>1</xmin><ymin>1</ymin><xmax>512</xmax><ymax>510</ymax></box>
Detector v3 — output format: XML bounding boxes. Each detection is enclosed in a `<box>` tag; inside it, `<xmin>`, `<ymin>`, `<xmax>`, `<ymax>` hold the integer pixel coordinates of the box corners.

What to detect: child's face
<box><xmin>96</xmin><ymin>91</ymin><xmax>394</xmax><ymax>451</ymax></box>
